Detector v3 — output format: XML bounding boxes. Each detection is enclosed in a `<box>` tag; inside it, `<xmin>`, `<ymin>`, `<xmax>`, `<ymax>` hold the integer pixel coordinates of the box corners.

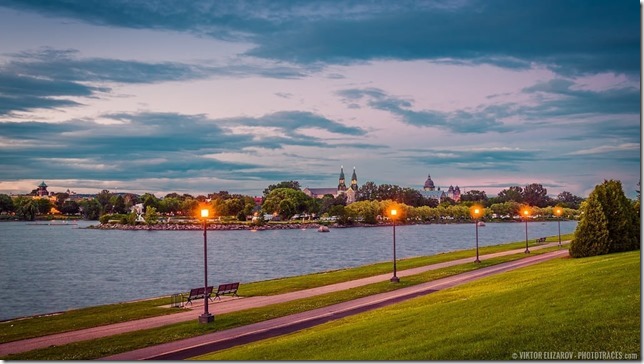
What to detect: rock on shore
<box><xmin>89</xmin><ymin>223</ymin><xmax>332</xmax><ymax>231</ymax></box>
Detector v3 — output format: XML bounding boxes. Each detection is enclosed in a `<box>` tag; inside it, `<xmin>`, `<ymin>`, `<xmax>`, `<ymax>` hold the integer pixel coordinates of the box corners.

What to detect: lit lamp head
<box><xmin>522</xmin><ymin>209</ymin><xmax>530</xmax><ymax>218</ymax></box>
<box><xmin>470</xmin><ymin>205</ymin><xmax>482</xmax><ymax>219</ymax></box>
<box><xmin>390</xmin><ymin>209</ymin><xmax>397</xmax><ymax>217</ymax></box>
<box><xmin>201</xmin><ymin>209</ymin><xmax>209</xmax><ymax>219</ymax></box>
<box><xmin>554</xmin><ymin>207</ymin><xmax>562</xmax><ymax>217</ymax></box>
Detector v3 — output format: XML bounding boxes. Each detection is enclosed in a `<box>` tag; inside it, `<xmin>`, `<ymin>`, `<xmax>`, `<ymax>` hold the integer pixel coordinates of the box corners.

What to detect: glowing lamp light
<box><xmin>391</xmin><ymin>209</ymin><xmax>397</xmax><ymax>217</ymax></box>
<box><xmin>554</xmin><ymin>208</ymin><xmax>563</xmax><ymax>216</ymax></box>
<box><xmin>523</xmin><ymin>209</ymin><xmax>530</xmax><ymax>216</ymax></box>
<box><xmin>201</xmin><ymin>209</ymin><xmax>209</xmax><ymax>218</ymax></box>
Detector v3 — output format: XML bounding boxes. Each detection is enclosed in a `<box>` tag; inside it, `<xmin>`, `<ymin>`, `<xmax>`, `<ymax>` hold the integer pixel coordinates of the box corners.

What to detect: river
<box><xmin>0</xmin><ymin>220</ymin><xmax>577</xmax><ymax>321</ymax></box>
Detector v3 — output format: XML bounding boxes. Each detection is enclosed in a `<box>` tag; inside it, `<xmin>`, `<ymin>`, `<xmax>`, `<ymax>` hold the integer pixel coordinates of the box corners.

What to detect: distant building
<box><xmin>37</xmin><ymin>181</ymin><xmax>49</xmax><ymax>197</ymax></box>
<box><xmin>303</xmin><ymin>166</ymin><xmax>359</xmax><ymax>203</ymax></box>
<box><xmin>419</xmin><ymin>173</ymin><xmax>461</xmax><ymax>202</ymax></box>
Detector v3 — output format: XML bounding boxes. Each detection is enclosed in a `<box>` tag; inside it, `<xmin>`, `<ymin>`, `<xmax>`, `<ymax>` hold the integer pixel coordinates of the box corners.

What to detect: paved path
<box><xmin>0</xmin><ymin>242</ymin><xmax>568</xmax><ymax>357</ymax></box>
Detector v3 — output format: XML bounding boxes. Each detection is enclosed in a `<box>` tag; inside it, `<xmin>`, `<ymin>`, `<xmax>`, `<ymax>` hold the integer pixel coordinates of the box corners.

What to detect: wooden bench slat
<box><xmin>185</xmin><ymin>286</ymin><xmax>214</xmax><ymax>305</ymax></box>
<box><xmin>215</xmin><ymin>282</ymin><xmax>240</xmax><ymax>300</ymax></box>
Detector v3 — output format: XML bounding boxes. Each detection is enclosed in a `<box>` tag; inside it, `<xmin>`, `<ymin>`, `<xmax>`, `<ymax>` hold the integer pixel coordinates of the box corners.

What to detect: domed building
<box><xmin>423</xmin><ymin>174</ymin><xmax>436</xmax><ymax>191</ymax></box>
<box><xmin>419</xmin><ymin>173</ymin><xmax>461</xmax><ymax>202</ymax></box>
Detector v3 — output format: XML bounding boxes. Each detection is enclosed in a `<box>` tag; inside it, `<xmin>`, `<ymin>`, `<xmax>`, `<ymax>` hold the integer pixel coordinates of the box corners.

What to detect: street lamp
<box><xmin>522</xmin><ymin>207</ymin><xmax>530</xmax><ymax>254</ymax></box>
<box><xmin>470</xmin><ymin>206</ymin><xmax>482</xmax><ymax>263</ymax></box>
<box><xmin>554</xmin><ymin>207</ymin><xmax>563</xmax><ymax>247</ymax></box>
<box><xmin>390</xmin><ymin>208</ymin><xmax>399</xmax><ymax>283</ymax></box>
<box><xmin>199</xmin><ymin>208</ymin><xmax>214</xmax><ymax>324</ymax></box>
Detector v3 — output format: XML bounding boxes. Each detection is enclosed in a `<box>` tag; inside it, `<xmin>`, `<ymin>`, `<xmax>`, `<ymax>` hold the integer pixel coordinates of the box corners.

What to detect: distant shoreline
<box><xmin>86</xmin><ymin>219</ymin><xmax>563</xmax><ymax>231</ymax></box>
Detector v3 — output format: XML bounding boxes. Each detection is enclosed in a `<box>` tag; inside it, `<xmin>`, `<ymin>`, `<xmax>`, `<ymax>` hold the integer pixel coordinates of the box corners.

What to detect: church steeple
<box><xmin>338</xmin><ymin>165</ymin><xmax>347</xmax><ymax>191</ymax></box>
<box><xmin>350</xmin><ymin>167</ymin><xmax>358</xmax><ymax>191</ymax></box>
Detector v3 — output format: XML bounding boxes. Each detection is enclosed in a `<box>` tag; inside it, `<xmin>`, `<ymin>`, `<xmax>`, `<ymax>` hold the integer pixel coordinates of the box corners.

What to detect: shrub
<box><xmin>570</xmin><ymin>180</ymin><xmax>640</xmax><ymax>258</ymax></box>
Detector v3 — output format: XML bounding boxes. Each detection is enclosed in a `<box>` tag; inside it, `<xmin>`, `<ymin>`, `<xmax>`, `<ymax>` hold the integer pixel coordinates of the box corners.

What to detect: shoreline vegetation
<box><xmin>87</xmin><ymin>216</ymin><xmax>572</xmax><ymax>231</ymax></box>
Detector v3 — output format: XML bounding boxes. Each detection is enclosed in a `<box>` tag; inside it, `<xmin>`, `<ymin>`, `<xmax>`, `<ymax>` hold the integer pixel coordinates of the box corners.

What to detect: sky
<box><xmin>0</xmin><ymin>0</ymin><xmax>640</xmax><ymax>199</ymax></box>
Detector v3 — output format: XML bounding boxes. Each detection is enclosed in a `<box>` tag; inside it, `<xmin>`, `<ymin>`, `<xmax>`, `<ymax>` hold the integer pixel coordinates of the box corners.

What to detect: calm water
<box><xmin>0</xmin><ymin>220</ymin><xmax>577</xmax><ymax>321</ymax></box>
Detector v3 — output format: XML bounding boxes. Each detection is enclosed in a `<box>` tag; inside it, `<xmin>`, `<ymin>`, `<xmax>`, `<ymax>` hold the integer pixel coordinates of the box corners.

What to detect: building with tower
<box><xmin>37</xmin><ymin>181</ymin><xmax>49</xmax><ymax>197</ymax></box>
<box><xmin>419</xmin><ymin>173</ymin><xmax>461</xmax><ymax>202</ymax></box>
<box><xmin>303</xmin><ymin>166</ymin><xmax>359</xmax><ymax>203</ymax></box>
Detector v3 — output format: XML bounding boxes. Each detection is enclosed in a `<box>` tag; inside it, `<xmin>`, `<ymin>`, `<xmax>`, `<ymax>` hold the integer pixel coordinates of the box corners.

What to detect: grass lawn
<box><xmin>1</xmin><ymin>247</ymin><xmax>566</xmax><ymax>360</ymax></box>
<box><xmin>0</xmin><ymin>234</ymin><xmax>570</xmax><ymax>344</ymax></box>
<box><xmin>195</xmin><ymin>250</ymin><xmax>641</xmax><ymax>360</ymax></box>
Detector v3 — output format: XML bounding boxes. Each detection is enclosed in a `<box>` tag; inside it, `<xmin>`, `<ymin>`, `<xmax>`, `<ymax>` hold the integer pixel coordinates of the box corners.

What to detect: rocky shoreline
<box><xmin>88</xmin><ymin>222</ymin><xmax>350</xmax><ymax>231</ymax></box>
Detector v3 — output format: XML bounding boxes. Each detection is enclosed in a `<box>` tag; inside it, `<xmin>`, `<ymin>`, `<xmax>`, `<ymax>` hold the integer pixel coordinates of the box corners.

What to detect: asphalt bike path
<box><xmin>0</xmin><ymin>241</ymin><xmax>568</xmax><ymax>357</ymax></box>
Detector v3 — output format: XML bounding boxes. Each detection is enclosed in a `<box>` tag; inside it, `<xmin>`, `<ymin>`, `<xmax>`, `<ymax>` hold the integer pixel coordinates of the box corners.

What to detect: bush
<box><xmin>570</xmin><ymin>180</ymin><xmax>640</xmax><ymax>258</ymax></box>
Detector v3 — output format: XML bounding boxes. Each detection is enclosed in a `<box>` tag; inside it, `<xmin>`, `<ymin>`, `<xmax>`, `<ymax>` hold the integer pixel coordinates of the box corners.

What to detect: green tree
<box><xmin>460</xmin><ymin>190</ymin><xmax>488</xmax><ymax>204</ymax></box>
<box><xmin>96</xmin><ymin>189</ymin><xmax>113</xmax><ymax>213</ymax></box>
<box><xmin>144</xmin><ymin>206</ymin><xmax>159</xmax><ymax>226</ymax></box>
<box><xmin>357</xmin><ymin>181</ymin><xmax>378</xmax><ymax>201</ymax></box>
<box><xmin>60</xmin><ymin>200</ymin><xmax>80</xmax><ymax>215</ymax></box>
<box><xmin>110</xmin><ymin>195</ymin><xmax>126</xmax><ymax>214</ymax></box>
<box><xmin>34</xmin><ymin>198</ymin><xmax>52</xmax><ymax>215</ymax></box>
<box><xmin>14</xmin><ymin>197</ymin><xmax>37</xmax><ymax>220</ymax></box>
<box><xmin>346</xmin><ymin>200</ymin><xmax>381</xmax><ymax>224</ymax></box>
<box><xmin>570</xmin><ymin>180</ymin><xmax>639</xmax><ymax>257</ymax></box>
<box><xmin>497</xmin><ymin>186</ymin><xmax>523</xmax><ymax>203</ymax></box>
<box><xmin>79</xmin><ymin>199</ymin><xmax>101</xmax><ymax>220</ymax></box>
<box><xmin>263</xmin><ymin>181</ymin><xmax>301</xmax><ymax>196</ymax></box>
<box><xmin>159</xmin><ymin>197</ymin><xmax>181</xmax><ymax>215</ymax></box>
<box><xmin>522</xmin><ymin>183</ymin><xmax>550</xmax><ymax>207</ymax></box>
<box><xmin>262</xmin><ymin>188</ymin><xmax>310</xmax><ymax>219</ymax></box>
<box><xmin>0</xmin><ymin>193</ymin><xmax>14</xmax><ymax>213</ymax></box>
<box><xmin>141</xmin><ymin>193</ymin><xmax>160</xmax><ymax>210</ymax></box>
<box><xmin>570</xmin><ymin>197</ymin><xmax>610</xmax><ymax>257</ymax></box>
<box><xmin>555</xmin><ymin>191</ymin><xmax>584</xmax><ymax>209</ymax></box>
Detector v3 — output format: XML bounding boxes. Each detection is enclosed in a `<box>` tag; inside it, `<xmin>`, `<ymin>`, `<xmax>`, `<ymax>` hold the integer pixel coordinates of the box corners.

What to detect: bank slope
<box><xmin>197</xmin><ymin>250</ymin><xmax>640</xmax><ymax>360</ymax></box>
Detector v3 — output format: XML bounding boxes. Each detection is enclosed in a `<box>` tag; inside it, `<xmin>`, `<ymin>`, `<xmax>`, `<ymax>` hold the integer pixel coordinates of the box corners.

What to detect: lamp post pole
<box><xmin>199</xmin><ymin>209</ymin><xmax>214</xmax><ymax>324</ymax></box>
<box><xmin>475</xmin><ymin>218</ymin><xmax>480</xmax><ymax>263</ymax></box>
<box><xmin>470</xmin><ymin>206</ymin><xmax>482</xmax><ymax>263</ymax></box>
<box><xmin>523</xmin><ymin>209</ymin><xmax>530</xmax><ymax>254</ymax></box>
<box><xmin>555</xmin><ymin>207</ymin><xmax>562</xmax><ymax>247</ymax></box>
<box><xmin>390</xmin><ymin>209</ymin><xmax>399</xmax><ymax>283</ymax></box>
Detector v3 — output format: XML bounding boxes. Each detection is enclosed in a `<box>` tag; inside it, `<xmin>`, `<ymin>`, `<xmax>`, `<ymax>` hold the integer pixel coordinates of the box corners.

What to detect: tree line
<box><xmin>0</xmin><ymin>180</ymin><xmax>614</xmax><ymax>222</ymax></box>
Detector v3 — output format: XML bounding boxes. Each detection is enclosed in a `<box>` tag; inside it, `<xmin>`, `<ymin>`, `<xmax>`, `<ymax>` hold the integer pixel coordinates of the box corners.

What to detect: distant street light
<box><xmin>390</xmin><ymin>208</ymin><xmax>399</xmax><ymax>283</ymax></box>
<box><xmin>522</xmin><ymin>207</ymin><xmax>530</xmax><ymax>254</ymax></box>
<box><xmin>470</xmin><ymin>206</ymin><xmax>482</xmax><ymax>263</ymax></box>
<box><xmin>554</xmin><ymin>207</ymin><xmax>563</xmax><ymax>247</ymax></box>
<box><xmin>199</xmin><ymin>208</ymin><xmax>214</xmax><ymax>324</ymax></box>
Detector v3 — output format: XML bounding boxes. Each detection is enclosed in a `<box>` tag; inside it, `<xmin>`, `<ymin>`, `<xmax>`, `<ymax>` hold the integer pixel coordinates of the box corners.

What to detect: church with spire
<box><xmin>303</xmin><ymin>166</ymin><xmax>359</xmax><ymax>203</ymax></box>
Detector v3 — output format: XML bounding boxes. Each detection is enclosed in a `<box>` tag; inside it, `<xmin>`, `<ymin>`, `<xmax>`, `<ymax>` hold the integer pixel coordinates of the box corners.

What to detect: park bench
<box><xmin>186</xmin><ymin>286</ymin><xmax>214</xmax><ymax>305</ymax></box>
<box><xmin>536</xmin><ymin>237</ymin><xmax>547</xmax><ymax>243</ymax></box>
<box><xmin>215</xmin><ymin>282</ymin><xmax>240</xmax><ymax>300</ymax></box>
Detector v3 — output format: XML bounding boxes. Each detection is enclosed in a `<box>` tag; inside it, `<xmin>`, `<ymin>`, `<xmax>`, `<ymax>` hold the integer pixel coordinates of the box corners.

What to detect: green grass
<box><xmin>0</xmin><ymin>234</ymin><xmax>570</xmax><ymax>344</ymax></box>
<box><xmin>0</xmin><ymin>247</ymin><xmax>566</xmax><ymax>360</ymax></box>
<box><xmin>195</xmin><ymin>250</ymin><xmax>640</xmax><ymax>360</ymax></box>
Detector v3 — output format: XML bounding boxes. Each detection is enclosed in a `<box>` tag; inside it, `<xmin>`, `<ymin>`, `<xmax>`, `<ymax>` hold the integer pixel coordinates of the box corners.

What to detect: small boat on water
<box><xmin>477</xmin><ymin>221</ymin><xmax>486</xmax><ymax>227</ymax></box>
<box><xmin>318</xmin><ymin>225</ymin><xmax>330</xmax><ymax>232</ymax></box>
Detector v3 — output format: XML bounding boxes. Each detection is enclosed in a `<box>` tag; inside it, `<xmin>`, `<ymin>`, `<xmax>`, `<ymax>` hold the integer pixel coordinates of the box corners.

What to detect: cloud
<box><xmin>568</xmin><ymin>143</ymin><xmax>640</xmax><ymax>156</ymax></box>
<box><xmin>221</xmin><ymin>110</ymin><xmax>367</xmax><ymax>138</ymax></box>
<box><xmin>0</xmin><ymin>48</ymin><xmax>315</xmax><ymax>116</ymax></box>
<box><xmin>0</xmin><ymin>110</ymin><xmax>374</xmax><ymax>181</ymax></box>
<box><xmin>520</xmin><ymin>79</ymin><xmax>640</xmax><ymax>118</ymax></box>
<box><xmin>337</xmin><ymin>88</ymin><xmax>511</xmax><ymax>133</ymax></box>
<box><xmin>1</xmin><ymin>1</ymin><xmax>637</xmax><ymax>77</ymax></box>
<box><xmin>399</xmin><ymin>147</ymin><xmax>540</xmax><ymax>171</ymax></box>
